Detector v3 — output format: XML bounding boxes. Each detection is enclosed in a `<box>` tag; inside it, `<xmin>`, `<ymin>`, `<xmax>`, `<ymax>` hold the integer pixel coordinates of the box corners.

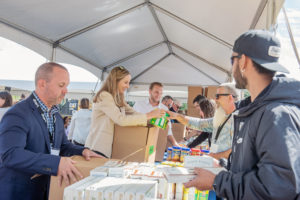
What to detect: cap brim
<box><xmin>251</xmin><ymin>58</ymin><xmax>290</xmax><ymax>74</ymax></box>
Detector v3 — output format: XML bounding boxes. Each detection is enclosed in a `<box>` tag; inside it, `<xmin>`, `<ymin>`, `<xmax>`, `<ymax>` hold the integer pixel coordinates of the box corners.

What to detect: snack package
<box><xmin>149</xmin><ymin>112</ymin><xmax>170</xmax><ymax>129</ymax></box>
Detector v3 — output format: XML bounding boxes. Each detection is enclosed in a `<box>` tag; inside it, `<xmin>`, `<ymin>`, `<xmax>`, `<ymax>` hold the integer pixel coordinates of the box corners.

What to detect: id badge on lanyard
<box><xmin>50</xmin><ymin>147</ymin><xmax>60</xmax><ymax>156</ymax></box>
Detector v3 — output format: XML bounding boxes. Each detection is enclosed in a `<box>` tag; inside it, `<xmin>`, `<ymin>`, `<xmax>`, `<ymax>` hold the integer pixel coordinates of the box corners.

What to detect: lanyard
<box><xmin>214</xmin><ymin>113</ymin><xmax>232</xmax><ymax>142</ymax></box>
<box><xmin>32</xmin><ymin>95</ymin><xmax>56</xmax><ymax>146</ymax></box>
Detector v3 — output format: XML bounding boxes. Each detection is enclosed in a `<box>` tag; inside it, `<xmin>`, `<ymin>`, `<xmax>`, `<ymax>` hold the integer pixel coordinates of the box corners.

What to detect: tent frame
<box><xmin>1</xmin><ymin>0</ymin><xmax>290</xmax><ymax>88</ymax></box>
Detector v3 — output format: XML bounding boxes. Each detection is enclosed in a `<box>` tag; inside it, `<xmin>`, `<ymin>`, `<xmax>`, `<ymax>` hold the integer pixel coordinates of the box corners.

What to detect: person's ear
<box><xmin>239</xmin><ymin>54</ymin><xmax>247</xmax><ymax>72</ymax></box>
<box><xmin>37</xmin><ymin>79</ymin><xmax>46</xmax><ymax>89</ymax></box>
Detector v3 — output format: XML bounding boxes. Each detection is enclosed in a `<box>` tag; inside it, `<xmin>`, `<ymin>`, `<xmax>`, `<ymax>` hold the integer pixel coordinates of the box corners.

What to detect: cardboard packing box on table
<box><xmin>155</xmin><ymin>127</ymin><xmax>168</xmax><ymax>162</ymax></box>
<box><xmin>111</xmin><ymin>125</ymin><xmax>159</xmax><ymax>163</ymax></box>
<box><xmin>187</xmin><ymin>86</ymin><xmax>203</xmax><ymax>118</ymax></box>
<box><xmin>205</xmin><ymin>86</ymin><xmax>218</xmax><ymax>100</ymax></box>
<box><xmin>49</xmin><ymin>155</ymin><xmax>108</xmax><ymax>200</ymax></box>
<box><xmin>166</xmin><ymin>123</ymin><xmax>187</xmax><ymax>148</ymax></box>
<box><xmin>156</xmin><ymin>123</ymin><xmax>187</xmax><ymax>162</ymax></box>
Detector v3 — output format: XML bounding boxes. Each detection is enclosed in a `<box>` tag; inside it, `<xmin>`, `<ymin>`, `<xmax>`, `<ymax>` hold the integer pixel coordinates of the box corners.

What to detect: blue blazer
<box><xmin>0</xmin><ymin>94</ymin><xmax>84</xmax><ymax>200</ymax></box>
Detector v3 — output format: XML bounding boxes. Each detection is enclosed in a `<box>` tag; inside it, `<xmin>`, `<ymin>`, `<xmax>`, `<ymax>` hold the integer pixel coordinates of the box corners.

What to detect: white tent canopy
<box><xmin>0</xmin><ymin>0</ymin><xmax>284</xmax><ymax>88</ymax></box>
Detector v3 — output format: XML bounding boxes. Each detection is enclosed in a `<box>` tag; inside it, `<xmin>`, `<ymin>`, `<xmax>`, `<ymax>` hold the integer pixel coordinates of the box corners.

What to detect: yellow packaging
<box><xmin>172</xmin><ymin>147</ymin><xmax>181</xmax><ymax>162</ymax></box>
<box><xmin>183</xmin><ymin>187</ymin><xmax>189</xmax><ymax>200</ymax></box>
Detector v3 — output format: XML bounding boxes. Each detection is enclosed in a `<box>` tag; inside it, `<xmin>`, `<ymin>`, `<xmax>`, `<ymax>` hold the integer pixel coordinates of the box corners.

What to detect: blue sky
<box><xmin>277</xmin><ymin>0</ymin><xmax>300</xmax><ymax>77</ymax></box>
<box><xmin>0</xmin><ymin>1</ymin><xmax>299</xmax><ymax>83</ymax></box>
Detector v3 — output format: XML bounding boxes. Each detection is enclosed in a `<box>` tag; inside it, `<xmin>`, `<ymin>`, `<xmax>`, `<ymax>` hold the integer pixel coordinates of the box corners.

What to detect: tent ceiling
<box><xmin>0</xmin><ymin>0</ymin><xmax>284</xmax><ymax>86</ymax></box>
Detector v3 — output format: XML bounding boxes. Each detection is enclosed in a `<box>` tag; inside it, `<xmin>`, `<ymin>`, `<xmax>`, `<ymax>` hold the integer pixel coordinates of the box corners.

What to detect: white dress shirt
<box><xmin>68</xmin><ymin>109</ymin><xmax>92</xmax><ymax>145</ymax></box>
<box><xmin>133</xmin><ymin>99</ymin><xmax>173</xmax><ymax>136</ymax></box>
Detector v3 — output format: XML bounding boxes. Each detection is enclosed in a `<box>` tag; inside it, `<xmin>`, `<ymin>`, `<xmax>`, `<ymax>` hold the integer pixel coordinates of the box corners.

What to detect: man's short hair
<box><xmin>35</xmin><ymin>62</ymin><xmax>68</xmax><ymax>86</ymax></box>
<box><xmin>149</xmin><ymin>82</ymin><xmax>163</xmax><ymax>90</ymax></box>
<box><xmin>252</xmin><ymin>60</ymin><xmax>276</xmax><ymax>77</ymax></box>
<box><xmin>162</xmin><ymin>95</ymin><xmax>173</xmax><ymax>102</ymax></box>
<box><xmin>218</xmin><ymin>83</ymin><xmax>239</xmax><ymax>101</ymax></box>
<box><xmin>173</xmin><ymin>98</ymin><xmax>181</xmax><ymax>107</ymax></box>
<box><xmin>193</xmin><ymin>94</ymin><xmax>206</xmax><ymax>104</ymax></box>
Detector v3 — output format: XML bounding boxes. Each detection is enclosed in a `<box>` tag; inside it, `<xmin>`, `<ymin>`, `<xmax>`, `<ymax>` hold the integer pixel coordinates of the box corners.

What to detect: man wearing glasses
<box><xmin>184</xmin><ymin>30</ymin><xmax>300</xmax><ymax>199</ymax></box>
<box><xmin>167</xmin><ymin>82</ymin><xmax>238</xmax><ymax>160</ymax></box>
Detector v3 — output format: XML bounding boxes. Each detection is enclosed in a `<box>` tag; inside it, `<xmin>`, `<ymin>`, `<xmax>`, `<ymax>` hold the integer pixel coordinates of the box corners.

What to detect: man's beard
<box><xmin>213</xmin><ymin>105</ymin><xmax>228</xmax><ymax>129</ymax></box>
<box><xmin>234</xmin><ymin>63</ymin><xmax>247</xmax><ymax>89</ymax></box>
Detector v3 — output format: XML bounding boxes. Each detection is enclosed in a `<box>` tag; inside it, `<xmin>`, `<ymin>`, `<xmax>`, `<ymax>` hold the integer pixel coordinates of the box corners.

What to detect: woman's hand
<box><xmin>166</xmin><ymin>110</ymin><xmax>189</xmax><ymax>125</ymax></box>
<box><xmin>146</xmin><ymin>109</ymin><xmax>166</xmax><ymax>119</ymax></box>
<box><xmin>166</xmin><ymin>110</ymin><xmax>178</xmax><ymax>120</ymax></box>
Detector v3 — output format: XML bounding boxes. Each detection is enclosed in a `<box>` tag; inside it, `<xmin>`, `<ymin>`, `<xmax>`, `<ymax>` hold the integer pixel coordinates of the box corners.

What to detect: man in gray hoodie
<box><xmin>184</xmin><ymin>30</ymin><xmax>300</xmax><ymax>199</ymax></box>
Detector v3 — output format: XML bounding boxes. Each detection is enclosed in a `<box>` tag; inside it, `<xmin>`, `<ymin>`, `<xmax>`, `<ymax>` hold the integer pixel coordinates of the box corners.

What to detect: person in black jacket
<box><xmin>184</xmin><ymin>30</ymin><xmax>300</xmax><ymax>200</ymax></box>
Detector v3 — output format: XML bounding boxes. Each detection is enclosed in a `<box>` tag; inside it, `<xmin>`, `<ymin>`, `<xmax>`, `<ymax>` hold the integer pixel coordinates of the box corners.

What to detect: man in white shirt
<box><xmin>133</xmin><ymin>82</ymin><xmax>179</xmax><ymax>146</ymax></box>
<box><xmin>68</xmin><ymin>98</ymin><xmax>92</xmax><ymax>146</ymax></box>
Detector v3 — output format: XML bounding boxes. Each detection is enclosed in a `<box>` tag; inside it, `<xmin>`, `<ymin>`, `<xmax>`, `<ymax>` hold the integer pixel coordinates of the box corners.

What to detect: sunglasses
<box><xmin>215</xmin><ymin>93</ymin><xmax>236</xmax><ymax>99</ymax></box>
<box><xmin>230</xmin><ymin>55</ymin><xmax>241</xmax><ymax>65</ymax></box>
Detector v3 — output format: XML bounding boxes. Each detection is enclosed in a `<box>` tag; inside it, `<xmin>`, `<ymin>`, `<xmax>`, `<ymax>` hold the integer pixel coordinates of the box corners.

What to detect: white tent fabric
<box><xmin>0</xmin><ymin>0</ymin><xmax>284</xmax><ymax>87</ymax></box>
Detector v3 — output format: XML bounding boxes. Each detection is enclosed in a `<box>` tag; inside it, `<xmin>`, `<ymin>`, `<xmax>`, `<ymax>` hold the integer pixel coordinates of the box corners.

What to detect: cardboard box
<box><xmin>111</xmin><ymin>125</ymin><xmax>159</xmax><ymax>163</ymax></box>
<box><xmin>171</xmin><ymin>123</ymin><xmax>186</xmax><ymax>142</ymax></box>
<box><xmin>187</xmin><ymin>105</ymin><xmax>201</xmax><ymax>118</ymax></box>
<box><xmin>155</xmin><ymin>127</ymin><xmax>168</xmax><ymax>162</ymax></box>
<box><xmin>167</xmin><ymin>123</ymin><xmax>187</xmax><ymax>148</ymax></box>
<box><xmin>49</xmin><ymin>156</ymin><xmax>109</xmax><ymax>200</ymax></box>
<box><xmin>187</xmin><ymin>86</ymin><xmax>203</xmax><ymax>117</ymax></box>
<box><xmin>205</xmin><ymin>86</ymin><xmax>218</xmax><ymax>100</ymax></box>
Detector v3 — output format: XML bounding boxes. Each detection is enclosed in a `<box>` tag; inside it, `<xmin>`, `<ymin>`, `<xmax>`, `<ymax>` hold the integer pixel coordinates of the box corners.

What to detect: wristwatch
<box><xmin>183</xmin><ymin>137</ymin><xmax>187</xmax><ymax>141</ymax></box>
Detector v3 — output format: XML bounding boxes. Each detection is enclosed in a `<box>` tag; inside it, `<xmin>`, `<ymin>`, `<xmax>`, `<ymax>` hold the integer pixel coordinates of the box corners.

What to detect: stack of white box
<box><xmin>63</xmin><ymin>176</ymin><xmax>157</xmax><ymax>200</ymax></box>
<box><xmin>64</xmin><ymin>158</ymin><xmax>225</xmax><ymax>200</ymax></box>
<box><xmin>90</xmin><ymin>161</ymin><xmax>171</xmax><ymax>199</ymax></box>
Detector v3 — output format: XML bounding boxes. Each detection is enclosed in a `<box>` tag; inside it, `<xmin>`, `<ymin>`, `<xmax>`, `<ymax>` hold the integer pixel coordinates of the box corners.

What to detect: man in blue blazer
<box><xmin>0</xmin><ymin>62</ymin><xmax>102</xmax><ymax>200</ymax></box>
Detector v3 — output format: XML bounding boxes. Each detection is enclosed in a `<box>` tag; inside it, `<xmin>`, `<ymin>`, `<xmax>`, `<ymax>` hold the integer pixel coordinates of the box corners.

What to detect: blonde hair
<box><xmin>94</xmin><ymin>66</ymin><xmax>130</xmax><ymax>107</ymax></box>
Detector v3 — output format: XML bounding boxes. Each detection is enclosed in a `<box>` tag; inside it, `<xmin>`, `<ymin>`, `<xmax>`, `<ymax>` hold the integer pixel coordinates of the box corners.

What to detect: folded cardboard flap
<box><xmin>111</xmin><ymin>125</ymin><xmax>159</xmax><ymax>163</ymax></box>
<box><xmin>155</xmin><ymin>128</ymin><xmax>168</xmax><ymax>162</ymax></box>
<box><xmin>172</xmin><ymin>123</ymin><xmax>187</xmax><ymax>141</ymax></box>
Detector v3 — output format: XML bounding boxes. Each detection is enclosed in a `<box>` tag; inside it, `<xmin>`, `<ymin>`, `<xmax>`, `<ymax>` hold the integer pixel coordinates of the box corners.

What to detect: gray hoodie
<box><xmin>214</xmin><ymin>77</ymin><xmax>300</xmax><ymax>200</ymax></box>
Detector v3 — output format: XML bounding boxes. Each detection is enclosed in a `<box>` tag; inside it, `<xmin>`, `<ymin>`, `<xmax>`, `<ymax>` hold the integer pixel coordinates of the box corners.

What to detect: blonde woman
<box><xmin>85</xmin><ymin>66</ymin><xmax>165</xmax><ymax>158</ymax></box>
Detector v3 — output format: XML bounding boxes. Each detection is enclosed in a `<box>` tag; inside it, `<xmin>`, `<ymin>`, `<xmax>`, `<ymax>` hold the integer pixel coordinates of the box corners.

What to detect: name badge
<box><xmin>50</xmin><ymin>147</ymin><xmax>60</xmax><ymax>156</ymax></box>
<box><xmin>210</xmin><ymin>144</ymin><xmax>219</xmax><ymax>153</ymax></box>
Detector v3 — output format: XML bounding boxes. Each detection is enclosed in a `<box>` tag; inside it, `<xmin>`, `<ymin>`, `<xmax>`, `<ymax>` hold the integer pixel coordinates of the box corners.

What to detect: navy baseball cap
<box><xmin>233</xmin><ymin>29</ymin><xmax>289</xmax><ymax>73</ymax></box>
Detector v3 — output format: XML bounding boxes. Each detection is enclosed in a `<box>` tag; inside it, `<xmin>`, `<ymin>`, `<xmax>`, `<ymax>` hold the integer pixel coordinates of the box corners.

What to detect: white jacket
<box><xmin>85</xmin><ymin>91</ymin><xmax>147</xmax><ymax>157</ymax></box>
